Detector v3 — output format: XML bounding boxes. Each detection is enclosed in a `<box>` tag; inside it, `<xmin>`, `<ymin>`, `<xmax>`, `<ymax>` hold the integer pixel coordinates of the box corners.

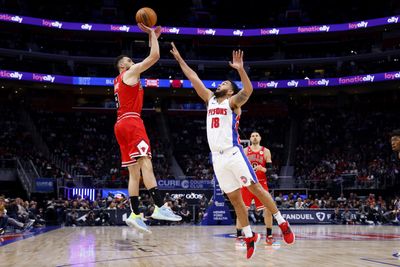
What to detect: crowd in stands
<box><xmin>272</xmin><ymin>192</ymin><xmax>400</xmax><ymax>225</ymax></box>
<box><xmin>168</xmin><ymin>113</ymin><xmax>213</xmax><ymax>180</ymax></box>
<box><xmin>0</xmin><ymin>196</ymin><xmax>42</xmax><ymax>235</ymax></box>
<box><xmin>0</xmin><ymin>191</ymin><xmax>209</xmax><ymax>234</ymax></box>
<box><xmin>0</xmin><ymin>104</ymin><xmax>69</xmax><ymax>185</ymax></box>
<box><xmin>3</xmin><ymin>95</ymin><xmax>399</xmax><ymax>192</ymax></box>
<box><xmin>166</xmin><ymin>112</ymin><xmax>286</xmax><ymax>182</ymax></box>
<box><xmin>0</xmin><ymin>105</ymin><xmax>31</xmax><ymax>160</ymax></box>
<box><xmin>294</xmin><ymin>108</ymin><xmax>400</xmax><ymax>190</ymax></box>
<box><xmin>30</xmin><ymin>110</ymin><xmax>173</xmax><ymax>187</ymax></box>
<box><xmin>2</xmin><ymin>191</ymin><xmax>399</xmax><ymax>236</ymax></box>
<box><xmin>1</xmin><ymin>29</ymin><xmax>399</xmax><ymax>79</ymax></box>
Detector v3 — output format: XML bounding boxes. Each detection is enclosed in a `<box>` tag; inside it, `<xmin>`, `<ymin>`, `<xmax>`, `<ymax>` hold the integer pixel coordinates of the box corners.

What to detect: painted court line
<box><xmin>0</xmin><ymin>226</ymin><xmax>61</xmax><ymax>247</ymax></box>
<box><xmin>56</xmin><ymin>249</ymin><xmax>232</xmax><ymax>267</ymax></box>
<box><xmin>361</xmin><ymin>258</ymin><xmax>400</xmax><ymax>267</ymax></box>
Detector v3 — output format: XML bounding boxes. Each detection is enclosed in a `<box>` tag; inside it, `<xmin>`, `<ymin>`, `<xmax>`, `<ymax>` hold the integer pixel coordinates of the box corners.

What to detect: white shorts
<box><xmin>211</xmin><ymin>146</ymin><xmax>258</xmax><ymax>194</ymax></box>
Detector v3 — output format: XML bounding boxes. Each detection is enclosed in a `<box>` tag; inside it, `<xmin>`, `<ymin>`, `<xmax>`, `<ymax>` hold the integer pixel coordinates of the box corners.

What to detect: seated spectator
<box><xmin>295</xmin><ymin>198</ymin><xmax>304</xmax><ymax>209</ymax></box>
<box><xmin>179</xmin><ymin>207</ymin><xmax>191</xmax><ymax>223</ymax></box>
<box><xmin>341</xmin><ymin>207</ymin><xmax>355</xmax><ymax>224</ymax></box>
<box><xmin>330</xmin><ymin>207</ymin><xmax>342</xmax><ymax>224</ymax></box>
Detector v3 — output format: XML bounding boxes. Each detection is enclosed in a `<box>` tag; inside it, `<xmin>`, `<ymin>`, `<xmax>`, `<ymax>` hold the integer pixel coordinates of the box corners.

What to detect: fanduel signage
<box><xmin>280</xmin><ymin>209</ymin><xmax>357</xmax><ymax>224</ymax></box>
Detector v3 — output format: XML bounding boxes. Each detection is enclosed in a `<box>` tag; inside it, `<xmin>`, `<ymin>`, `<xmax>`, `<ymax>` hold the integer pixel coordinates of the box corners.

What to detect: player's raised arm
<box><xmin>126</xmin><ymin>23</ymin><xmax>161</xmax><ymax>78</ymax></box>
<box><xmin>170</xmin><ymin>42</ymin><xmax>213</xmax><ymax>103</ymax></box>
<box><xmin>229</xmin><ymin>50</ymin><xmax>253</xmax><ymax>109</ymax></box>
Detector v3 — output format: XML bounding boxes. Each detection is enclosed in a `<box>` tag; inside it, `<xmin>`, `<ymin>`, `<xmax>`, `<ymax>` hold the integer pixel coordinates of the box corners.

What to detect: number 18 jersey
<box><xmin>206</xmin><ymin>96</ymin><xmax>241</xmax><ymax>152</ymax></box>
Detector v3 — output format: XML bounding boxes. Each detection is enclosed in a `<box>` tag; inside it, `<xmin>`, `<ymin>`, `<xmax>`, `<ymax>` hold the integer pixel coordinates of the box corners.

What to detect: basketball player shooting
<box><xmin>113</xmin><ymin>23</ymin><xmax>181</xmax><ymax>234</ymax></box>
<box><xmin>170</xmin><ymin>42</ymin><xmax>294</xmax><ymax>259</ymax></box>
<box><xmin>237</xmin><ymin>131</ymin><xmax>278</xmax><ymax>245</ymax></box>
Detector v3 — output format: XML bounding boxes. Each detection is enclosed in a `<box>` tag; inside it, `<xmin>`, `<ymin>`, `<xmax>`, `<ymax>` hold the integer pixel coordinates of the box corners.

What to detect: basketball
<box><xmin>135</xmin><ymin>7</ymin><xmax>157</xmax><ymax>27</ymax></box>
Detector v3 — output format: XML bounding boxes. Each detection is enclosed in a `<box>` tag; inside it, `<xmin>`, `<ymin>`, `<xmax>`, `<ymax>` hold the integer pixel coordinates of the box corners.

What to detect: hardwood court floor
<box><xmin>1</xmin><ymin>225</ymin><xmax>400</xmax><ymax>267</ymax></box>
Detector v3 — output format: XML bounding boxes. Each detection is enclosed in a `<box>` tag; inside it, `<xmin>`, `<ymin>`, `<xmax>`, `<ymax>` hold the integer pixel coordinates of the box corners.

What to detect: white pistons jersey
<box><xmin>206</xmin><ymin>96</ymin><xmax>240</xmax><ymax>152</ymax></box>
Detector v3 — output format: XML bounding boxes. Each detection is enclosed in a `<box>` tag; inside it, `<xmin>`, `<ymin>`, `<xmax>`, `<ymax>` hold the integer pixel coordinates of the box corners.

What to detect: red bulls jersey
<box><xmin>246</xmin><ymin>146</ymin><xmax>267</xmax><ymax>182</ymax></box>
<box><xmin>114</xmin><ymin>70</ymin><xmax>144</xmax><ymax>120</ymax></box>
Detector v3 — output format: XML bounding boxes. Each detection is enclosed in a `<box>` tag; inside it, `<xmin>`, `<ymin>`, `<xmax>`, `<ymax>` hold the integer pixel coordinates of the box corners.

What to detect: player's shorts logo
<box><xmin>240</xmin><ymin>176</ymin><xmax>248</xmax><ymax>184</ymax></box>
<box><xmin>137</xmin><ymin>140</ymin><xmax>149</xmax><ymax>155</ymax></box>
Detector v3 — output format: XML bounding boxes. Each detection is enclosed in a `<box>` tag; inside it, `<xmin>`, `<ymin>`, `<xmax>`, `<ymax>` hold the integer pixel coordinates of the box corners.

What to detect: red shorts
<box><xmin>114</xmin><ymin>116</ymin><xmax>151</xmax><ymax>167</ymax></box>
<box><xmin>241</xmin><ymin>180</ymin><xmax>268</xmax><ymax>210</ymax></box>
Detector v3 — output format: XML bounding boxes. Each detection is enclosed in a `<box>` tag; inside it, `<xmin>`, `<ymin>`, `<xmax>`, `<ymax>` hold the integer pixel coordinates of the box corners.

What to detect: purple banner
<box><xmin>1</xmin><ymin>69</ymin><xmax>400</xmax><ymax>89</ymax></box>
<box><xmin>0</xmin><ymin>13</ymin><xmax>399</xmax><ymax>36</ymax></box>
<box><xmin>0</xmin><ymin>70</ymin><xmax>72</xmax><ymax>84</ymax></box>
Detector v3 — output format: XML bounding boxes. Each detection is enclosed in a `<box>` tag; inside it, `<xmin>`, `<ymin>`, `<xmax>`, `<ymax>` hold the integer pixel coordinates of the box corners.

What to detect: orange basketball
<box><xmin>135</xmin><ymin>7</ymin><xmax>157</xmax><ymax>27</ymax></box>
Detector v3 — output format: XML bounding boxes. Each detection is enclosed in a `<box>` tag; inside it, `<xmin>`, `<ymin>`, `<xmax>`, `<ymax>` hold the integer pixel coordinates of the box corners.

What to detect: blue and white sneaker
<box><xmin>126</xmin><ymin>213</ymin><xmax>151</xmax><ymax>234</ymax></box>
<box><xmin>151</xmin><ymin>204</ymin><xmax>182</xmax><ymax>221</ymax></box>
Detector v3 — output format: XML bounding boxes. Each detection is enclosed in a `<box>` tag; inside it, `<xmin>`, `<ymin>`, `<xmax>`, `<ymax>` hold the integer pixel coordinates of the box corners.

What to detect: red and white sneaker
<box><xmin>265</xmin><ymin>235</ymin><xmax>275</xmax><ymax>246</ymax></box>
<box><xmin>278</xmin><ymin>221</ymin><xmax>295</xmax><ymax>245</ymax></box>
<box><xmin>244</xmin><ymin>232</ymin><xmax>261</xmax><ymax>259</ymax></box>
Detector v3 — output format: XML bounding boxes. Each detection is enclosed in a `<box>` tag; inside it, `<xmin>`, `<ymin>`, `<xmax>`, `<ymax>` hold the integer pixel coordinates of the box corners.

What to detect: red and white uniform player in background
<box><xmin>238</xmin><ymin>131</ymin><xmax>277</xmax><ymax>245</ymax></box>
<box><xmin>113</xmin><ymin>23</ymin><xmax>181</xmax><ymax>234</ymax></box>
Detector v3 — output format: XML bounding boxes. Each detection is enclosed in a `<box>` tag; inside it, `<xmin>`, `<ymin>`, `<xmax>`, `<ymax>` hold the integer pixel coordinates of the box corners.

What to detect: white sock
<box><xmin>273</xmin><ymin>211</ymin><xmax>285</xmax><ymax>225</ymax></box>
<box><xmin>242</xmin><ymin>225</ymin><xmax>253</xmax><ymax>238</ymax></box>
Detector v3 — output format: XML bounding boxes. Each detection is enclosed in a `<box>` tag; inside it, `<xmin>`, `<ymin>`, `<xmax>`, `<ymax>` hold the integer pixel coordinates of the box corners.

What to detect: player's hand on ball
<box><xmin>137</xmin><ymin>22</ymin><xmax>154</xmax><ymax>34</ymax></box>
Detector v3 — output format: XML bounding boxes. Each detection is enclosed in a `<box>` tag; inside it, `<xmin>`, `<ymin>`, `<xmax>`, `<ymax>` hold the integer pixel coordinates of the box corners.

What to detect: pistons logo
<box><xmin>241</xmin><ymin>176</ymin><xmax>248</xmax><ymax>184</ymax></box>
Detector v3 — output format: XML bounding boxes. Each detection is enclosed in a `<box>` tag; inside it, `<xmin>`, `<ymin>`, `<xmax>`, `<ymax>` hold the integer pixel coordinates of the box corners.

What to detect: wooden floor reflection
<box><xmin>1</xmin><ymin>224</ymin><xmax>400</xmax><ymax>267</ymax></box>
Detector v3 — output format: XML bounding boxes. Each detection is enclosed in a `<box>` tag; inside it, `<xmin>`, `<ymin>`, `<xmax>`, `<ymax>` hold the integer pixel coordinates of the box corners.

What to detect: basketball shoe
<box><xmin>244</xmin><ymin>232</ymin><xmax>261</xmax><ymax>259</ymax></box>
<box><xmin>266</xmin><ymin>235</ymin><xmax>275</xmax><ymax>246</ymax></box>
<box><xmin>151</xmin><ymin>204</ymin><xmax>182</xmax><ymax>221</ymax></box>
<box><xmin>126</xmin><ymin>212</ymin><xmax>151</xmax><ymax>233</ymax></box>
<box><xmin>278</xmin><ymin>221</ymin><xmax>295</xmax><ymax>245</ymax></box>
